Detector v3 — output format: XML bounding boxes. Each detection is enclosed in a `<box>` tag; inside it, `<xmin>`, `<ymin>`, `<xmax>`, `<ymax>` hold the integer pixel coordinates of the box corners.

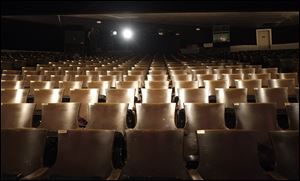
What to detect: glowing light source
<box><xmin>96</xmin><ymin>21</ymin><xmax>102</xmax><ymax>24</ymax></box>
<box><xmin>112</xmin><ymin>30</ymin><xmax>118</xmax><ymax>36</ymax></box>
<box><xmin>196</xmin><ymin>28</ymin><xmax>201</xmax><ymax>31</ymax></box>
<box><xmin>122</xmin><ymin>28</ymin><xmax>133</xmax><ymax>40</ymax></box>
<box><xmin>175</xmin><ymin>33</ymin><xmax>180</xmax><ymax>36</ymax></box>
<box><xmin>158</xmin><ymin>32</ymin><xmax>164</xmax><ymax>36</ymax></box>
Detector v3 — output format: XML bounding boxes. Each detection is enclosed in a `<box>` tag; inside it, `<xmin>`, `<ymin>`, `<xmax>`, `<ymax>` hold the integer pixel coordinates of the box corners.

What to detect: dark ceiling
<box><xmin>3</xmin><ymin>12</ymin><xmax>299</xmax><ymax>28</ymax></box>
<box><xmin>2</xmin><ymin>0</ymin><xmax>299</xmax><ymax>16</ymax></box>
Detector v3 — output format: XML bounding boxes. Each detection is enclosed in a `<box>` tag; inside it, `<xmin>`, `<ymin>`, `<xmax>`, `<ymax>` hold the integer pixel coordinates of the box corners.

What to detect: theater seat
<box><xmin>119</xmin><ymin>129</ymin><xmax>196</xmax><ymax>179</ymax></box>
<box><xmin>1</xmin><ymin>103</ymin><xmax>36</xmax><ymax>128</ymax></box>
<box><xmin>135</xmin><ymin>103</ymin><xmax>176</xmax><ymax>130</ymax></box>
<box><xmin>21</xmin><ymin>129</ymin><xmax>121</xmax><ymax>180</ymax></box>
<box><xmin>39</xmin><ymin>103</ymin><xmax>80</xmax><ymax>131</ymax></box>
<box><xmin>285</xmin><ymin>103</ymin><xmax>299</xmax><ymax>130</ymax></box>
<box><xmin>87</xmin><ymin>103</ymin><xmax>128</xmax><ymax>133</ymax></box>
<box><xmin>194</xmin><ymin>130</ymin><xmax>272</xmax><ymax>180</ymax></box>
<box><xmin>1</xmin><ymin>128</ymin><xmax>47</xmax><ymax>180</ymax></box>
<box><xmin>1</xmin><ymin>89</ymin><xmax>29</xmax><ymax>103</ymax></box>
<box><xmin>268</xmin><ymin>130</ymin><xmax>299</xmax><ymax>180</ymax></box>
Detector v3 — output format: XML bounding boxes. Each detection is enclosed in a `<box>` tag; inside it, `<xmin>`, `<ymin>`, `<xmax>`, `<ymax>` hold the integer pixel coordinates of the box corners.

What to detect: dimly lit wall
<box><xmin>1</xmin><ymin>18</ymin><xmax>299</xmax><ymax>53</ymax></box>
<box><xmin>1</xmin><ymin>19</ymin><xmax>64</xmax><ymax>51</ymax></box>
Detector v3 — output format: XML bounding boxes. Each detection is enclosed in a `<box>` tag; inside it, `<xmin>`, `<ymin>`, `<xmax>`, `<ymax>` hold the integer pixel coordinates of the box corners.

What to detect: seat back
<box><xmin>196</xmin><ymin>74</ymin><xmax>218</xmax><ymax>87</ymax></box>
<box><xmin>141</xmin><ymin>89</ymin><xmax>172</xmax><ymax>103</ymax></box>
<box><xmin>216</xmin><ymin>88</ymin><xmax>247</xmax><ymax>108</ymax></box>
<box><xmin>29</xmin><ymin>81</ymin><xmax>55</xmax><ymax>96</ymax></box>
<box><xmin>268</xmin><ymin>79</ymin><xmax>296</xmax><ymax>95</ymax></box>
<box><xmin>269</xmin><ymin>130</ymin><xmax>299</xmax><ymax>180</ymax></box>
<box><xmin>135</xmin><ymin>103</ymin><xmax>176</xmax><ymax>130</ymax></box>
<box><xmin>184</xmin><ymin>103</ymin><xmax>226</xmax><ymax>131</ymax></box>
<box><xmin>173</xmin><ymin>81</ymin><xmax>198</xmax><ymax>96</ymax></box>
<box><xmin>255</xmin><ymin>88</ymin><xmax>288</xmax><ymax>109</ymax></box>
<box><xmin>203</xmin><ymin>80</ymin><xmax>228</xmax><ymax>96</ymax></box>
<box><xmin>178</xmin><ymin>88</ymin><xmax>208</xmax><ymax>109</ymax></box>
<box><xmin>87</xmin><ymin>81</ymin><xmax>110</xmax><ymax>96</ymax></box>
<box><xmin>1</xmin><ymin>89</ymin><xmax>29</xmax><ymax>103</ymax></box>
<box><xmin>122</xmin><ymin>129</ymin><xmax>188</xmax><ymax>179</ymax></box>
<box><xmin>285</xmin><ymin>103</ymin><xmax>299</xmax><ymax>130</ymax></box>
<box><xmin>58</xmin><ymin>81</ymin><xmax>83</xmax><ymax>97</ymax></box>
<box><xmin>50</xmin><ymin>129</ymin><xmax>115</xmax><ymax>179</ymax></box>
<box><xmin>87</xmin><ymin>103</ymin><xmax>128</xmax><ymax>133</ymax></box>
<box><xmin>116</xmin><ymin>81</ymin><xmax>139</xmax><ymax>97</ymax></box>
<box><xmin>70</xmin><ymin>89</ymin><xmax>99</xmax><ymax>121</ymax></box>
<box><xmin>250</xmin><ymin>73</ymin><xmax>271</xmax><ymax>87</ymax></box>
<box><xmin>223</xmin><ymin>74</ymin><xmax>245</xmax><ymax>88</ymax></box>
<box><xmin>1</xmin><ymin>103</ymin><xmax>36</xmax><ymax>128</ymax></box>
<box><xmin>144</xmin><ymin>81</ymin><xmax>169</xmax><ymax>89</ymax></box>
<box><xmin>234</xmin><ymin>103</ymin><xmax>278</xmax><ymax>131</ymax></box>
<box><xmin>40</xmin><ymin>103</ymin><xmax>80</xmax><ymax>131</ymax></box>
<box><xmin>147</xmin><ymin>74</ymin><xmax>168</xmax><ymax>81</ymax></box>
<box><xmin>235</xmin><ymin>79</ymin><xmax>262</xmax><ymax>95</ymax></box>
<box><xmin>1</xmin><ymin>128</ymin><xmax>47</xmax><ymax>177</ymax></box>
<box><xmin>106</xmin><ymin>89</ymin><xmax>135</xmax><ymax>110</ymax></box>
<box><xmin>34</xmin><ymin>89</ymin><xmax>63</xmax><ymax>110</ymax></box>
<box><xmin>196</xmin><ymin>130</ymin><xmax>270</xmax><ymax>180</ymax></box>
<box><xmin>1</xmin><ymin>80</ymin><xmax>24</xmax><ymax>89</ymax></box>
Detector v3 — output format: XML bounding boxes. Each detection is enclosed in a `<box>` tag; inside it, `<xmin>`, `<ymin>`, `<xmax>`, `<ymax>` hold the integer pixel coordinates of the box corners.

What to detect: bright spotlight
<box><xmin>122</xmin><ymin>28</ymin><xmax>133</xmax><ymax>40</ymax></box>
<box><xmin>112</xmin><ymin>30</ymin><xmax>117</xmax><ymax>36</ymax></box>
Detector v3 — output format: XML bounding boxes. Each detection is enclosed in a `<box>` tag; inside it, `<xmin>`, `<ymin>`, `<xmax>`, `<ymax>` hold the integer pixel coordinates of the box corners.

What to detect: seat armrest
<box><xmin>21</xmin><ymin>167</ymin><xmax>49</xmax><ymax>180</ymax></box>
<box><xmin>187</xmin><ymin>169</ymin><xmax>204</xmax><ymax>180</ymax></box>
<box><xmin>106</xmin><ymin>169</ymin><xmax>122</xmax><ymax>180</ymax></box>
<box><xmin>266</xmin><ymin>171</ymin><xmax>288</xmax><ymax>180</ymax></box>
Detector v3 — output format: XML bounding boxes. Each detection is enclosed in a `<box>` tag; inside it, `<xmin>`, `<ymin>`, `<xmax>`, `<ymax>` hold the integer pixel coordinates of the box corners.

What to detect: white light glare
<box><xmin>96</xmin><ymin>21</ymin><xmax>102</xmax><ymax>24</ymax></box>
<box><xmin>196</xmin><ymin>28</ymin><xmax>200</xmax><ymax>31</ymax></box>
<box><xmin>122</xmin><ymin>28</ymin><xmax>133</xmax><ymax>40</ymax></box>
<box><xmin>112</xmin><ymin>30</ymin><xmax>118</xmax><ymax>35</ymax></box>
<box><xmin>158</xmin><ymin>32</ymin><xmax>164</xmax><ymax>36</ymax></box>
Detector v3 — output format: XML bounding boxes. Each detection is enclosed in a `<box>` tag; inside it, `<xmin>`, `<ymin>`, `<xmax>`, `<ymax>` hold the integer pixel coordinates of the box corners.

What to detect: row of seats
<box><xmin>1</xmin><ymin>71</ymin><xmax>299</xmax><ymax>87</ymax></box>
<box><xmin>2</xmin><ymin>102</ymin><xmax>299</xmax><ymax>131</ymax></box>
<box><xmin>1</xmin><ymin>86</ymin><xmax>298</xmax><ymax>108</ymax></box>
<box><xmin>1</xmin><ymin>78</ymin><xmax>299</xmax><ymax>95</ymax></box>
<box><xmin>2</xmin><ymin>128</ymin><xmax>298</xmax><ymax>179</ymax></box>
